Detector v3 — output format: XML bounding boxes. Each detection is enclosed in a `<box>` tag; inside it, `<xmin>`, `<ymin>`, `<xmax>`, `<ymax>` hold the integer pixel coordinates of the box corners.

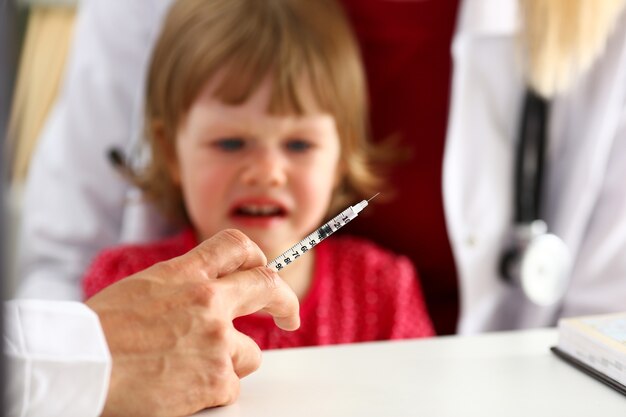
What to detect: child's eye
<box><xmin>213</xmin><ymin>138</ymin><xmax>245</xmax><ymax>151</ymax></box>
<box><xmin>285</xmin><ymin>139</ymin><xmax>313</xmax><ymax>153</ymax></box>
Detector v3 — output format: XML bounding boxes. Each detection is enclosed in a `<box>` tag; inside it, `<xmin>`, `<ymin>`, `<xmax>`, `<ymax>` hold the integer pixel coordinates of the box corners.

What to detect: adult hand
<box><xmin>86</xmin><ymin>229</ymin><xmax>300</xmax><ymax>417</ymax></box>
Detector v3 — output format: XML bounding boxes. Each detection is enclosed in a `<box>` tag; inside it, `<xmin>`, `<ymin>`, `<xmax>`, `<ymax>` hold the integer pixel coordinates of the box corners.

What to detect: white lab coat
<box><xmin>17</xmin><ymin>0</ymin><xmax>175</xmax><ymax>301</ymax></box>
<box><xmin>4</xmin><ymin>300</ymin><xmax>111</xmax><ymax>417</ymax></box>
<box><xmin>444</xmin><ymin>0</ymin><xmax>626</xmax><ymax>333</ymax></box>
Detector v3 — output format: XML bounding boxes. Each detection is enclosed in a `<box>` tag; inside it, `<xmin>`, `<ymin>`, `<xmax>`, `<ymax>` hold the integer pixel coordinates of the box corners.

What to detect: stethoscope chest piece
<box><xmin>520</xmin><ymin>232</ymin><xmax>571</xmax><ymax>306</ymax></box>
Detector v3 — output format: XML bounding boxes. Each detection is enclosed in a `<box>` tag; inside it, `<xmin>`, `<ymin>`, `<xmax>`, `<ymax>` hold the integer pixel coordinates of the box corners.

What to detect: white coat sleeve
<box><xmin>4</xmin><ymin>300</ymin><xmax>111</xmax><ymax>417</ymax></box>
<box><xmin>16</xmin><ymin>0</ymin><xmax>173</xmax><ymax>300</ymax></box>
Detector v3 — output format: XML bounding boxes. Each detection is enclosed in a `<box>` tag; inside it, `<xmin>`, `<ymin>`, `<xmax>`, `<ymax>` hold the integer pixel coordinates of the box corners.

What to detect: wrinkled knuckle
<box><xmin>209</xmin><ymin>356</ymin><xmax>232</xmax><ymax>383</ymax></box>
<box><xmin>189</xmin><ymin>245</ymin><xmax>219</xmax><ymax>279</ymax></box>
<box><xmin>256</xmin><ymin>267</ymin><xmax>280</xmax><ymax>290</ymax></box>
<box><xmin>204</xmin><ymin>317</ymin><xmax>230</xmax><ymax>343</ymax></box>
<box><xmin>191</xmin><ymin>281</ymin><xmax>220</xmax><ymax>306</ymax></box>
<box><xmin>221</xmin><ymin>229</ymin><xmax>253</xmax><ymax>252</ymax></box>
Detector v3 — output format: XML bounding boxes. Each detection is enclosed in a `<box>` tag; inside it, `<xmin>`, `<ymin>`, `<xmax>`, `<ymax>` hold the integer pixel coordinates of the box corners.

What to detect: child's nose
<box><xmin>240</xmin><ymin>149</ymin><xmax>287</xmax><ymax>187</ymax></box>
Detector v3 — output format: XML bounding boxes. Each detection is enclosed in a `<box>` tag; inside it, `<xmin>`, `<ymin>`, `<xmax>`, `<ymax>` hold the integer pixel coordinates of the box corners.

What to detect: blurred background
<box><xmin>1</xmin><ymin>0</ymin><xmax>461</xmax><ymax>335</ymax></box>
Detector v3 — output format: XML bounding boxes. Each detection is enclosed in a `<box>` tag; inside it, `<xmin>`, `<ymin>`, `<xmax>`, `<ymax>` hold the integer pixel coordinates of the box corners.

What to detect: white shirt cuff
<box><xmin>4</xmin><ymin>300</ymin><xmax>111</xmax><ymax>417</ymax></box>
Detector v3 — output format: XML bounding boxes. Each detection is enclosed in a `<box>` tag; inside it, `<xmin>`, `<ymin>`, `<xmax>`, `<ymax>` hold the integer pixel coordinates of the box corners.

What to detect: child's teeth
<box><xmin>241</xmin><ymin>205</ymin><xmax>280</xmax><ymax>215</ymax></box>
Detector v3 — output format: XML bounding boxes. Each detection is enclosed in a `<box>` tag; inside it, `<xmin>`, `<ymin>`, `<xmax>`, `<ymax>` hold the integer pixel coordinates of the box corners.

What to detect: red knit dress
<box><xmin>83</xmin><ymin>229</ymin><xmax>435</xmax><ymax>349</ymax></box>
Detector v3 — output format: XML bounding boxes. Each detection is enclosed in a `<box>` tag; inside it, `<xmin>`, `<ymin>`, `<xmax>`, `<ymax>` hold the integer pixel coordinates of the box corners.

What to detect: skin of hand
<box><xmin>85</xmin><ymin>229</ymin><xmax>300</xmax><ymax>417</ymax></box>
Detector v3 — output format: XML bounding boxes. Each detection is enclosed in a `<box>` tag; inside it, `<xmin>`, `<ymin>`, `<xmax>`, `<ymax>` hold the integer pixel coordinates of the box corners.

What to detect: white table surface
<box><xmin>196</xmin><ymin>328</ymin><xmax>626</xmax><ymax>417</ymax></box>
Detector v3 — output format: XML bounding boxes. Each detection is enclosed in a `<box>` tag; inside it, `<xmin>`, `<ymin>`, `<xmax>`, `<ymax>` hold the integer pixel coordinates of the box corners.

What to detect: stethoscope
<box><xmin>499</xmin><ymin>88</ymin><xmax>572</xmax><ymax>306</ymax></box>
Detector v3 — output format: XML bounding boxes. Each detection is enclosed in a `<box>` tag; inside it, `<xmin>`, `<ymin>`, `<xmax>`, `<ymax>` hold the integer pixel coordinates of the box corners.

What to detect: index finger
<box><xmin>171</xmin><ymin>229</ymin><xmax>267</xmax><ymax>279</ymax></box>
<box><xmin>216</xmin><ymin>266</ymin><xmax>300</xmax><ymax>331</ymax></box>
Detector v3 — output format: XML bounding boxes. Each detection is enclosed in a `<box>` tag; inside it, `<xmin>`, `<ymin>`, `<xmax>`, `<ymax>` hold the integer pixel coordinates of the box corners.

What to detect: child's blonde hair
<box><xmin>138</xmin><ymin>0</ymin><xmax>386</xmax><ymax>224</ymax></box>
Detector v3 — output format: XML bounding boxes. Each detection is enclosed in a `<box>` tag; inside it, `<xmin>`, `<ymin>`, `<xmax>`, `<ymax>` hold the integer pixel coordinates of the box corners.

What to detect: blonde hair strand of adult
<box><xmin>522</xmin><ymin>0</ymin><xmax>626</xmax><ymax>97</ymax></box>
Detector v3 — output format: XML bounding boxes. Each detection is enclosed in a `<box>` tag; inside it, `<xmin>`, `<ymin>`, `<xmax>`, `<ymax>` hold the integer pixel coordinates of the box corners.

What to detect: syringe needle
<box><xmin>368</xmin><ymin>192</ymin><xmax>380</xmax><ymax>202</ymax></box>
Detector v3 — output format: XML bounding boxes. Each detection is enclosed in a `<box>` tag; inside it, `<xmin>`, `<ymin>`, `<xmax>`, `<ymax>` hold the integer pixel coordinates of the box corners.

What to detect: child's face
<box><xmin>172</xmin><ymin>77</ymin><xmax>341</xmax><ymax>259</ymax></box>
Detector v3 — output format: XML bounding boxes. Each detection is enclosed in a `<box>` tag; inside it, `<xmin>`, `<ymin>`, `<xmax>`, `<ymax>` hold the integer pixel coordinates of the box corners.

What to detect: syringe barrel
<box><xmin>267</xmin><ymin>201</ymin><xmax>366</xmax><ymax>272</ymax></box>
<box><xmin>325</xmin><ymin>206</ymin><xmax>358</xmax><ymax>233</ymax></box>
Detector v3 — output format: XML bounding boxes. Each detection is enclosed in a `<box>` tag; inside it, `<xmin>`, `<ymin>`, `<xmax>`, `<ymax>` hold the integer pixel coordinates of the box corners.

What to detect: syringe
<box><xmin>267</xmin><ymin>193</ymin><xmax>379</xmax><ymax>272</ymax></box>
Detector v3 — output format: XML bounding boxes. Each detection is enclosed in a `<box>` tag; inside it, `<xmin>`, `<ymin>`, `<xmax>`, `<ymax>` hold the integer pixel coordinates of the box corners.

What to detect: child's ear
<box><xmin>152</xmin><ymin>120</ymin><xmax>181</xmax><ymax>186</ymax></box>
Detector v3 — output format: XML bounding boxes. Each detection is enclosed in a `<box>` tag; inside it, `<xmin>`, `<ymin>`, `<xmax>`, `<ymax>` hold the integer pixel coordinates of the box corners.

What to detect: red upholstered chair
<box><xmin>339</xmin><ymin>0</ymin><xmax>460</xmax><ymax>335</ymax></box>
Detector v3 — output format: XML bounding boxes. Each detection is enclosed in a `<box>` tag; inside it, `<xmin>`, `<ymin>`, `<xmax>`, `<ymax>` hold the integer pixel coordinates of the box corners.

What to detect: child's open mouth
<box><xmin>233</xmin><ymin>204</ymin><xmax>286</xmax><ymax>217</ymax></box>
<box><xmin>230</xmin><ymin>201</ymin><xmax>288</xmax><ymax>228</ymax></box>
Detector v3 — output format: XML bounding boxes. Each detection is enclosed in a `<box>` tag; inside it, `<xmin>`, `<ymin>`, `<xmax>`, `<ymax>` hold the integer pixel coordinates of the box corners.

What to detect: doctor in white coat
<box><xmin>15</xmin><ymin>0</ymin><xmax>626</xmax><ymax>331</ymax></box>
<box><xmin>444</xmin><ymin>0</ymin><xmax>626</xmax><ymax>333</ymax></box>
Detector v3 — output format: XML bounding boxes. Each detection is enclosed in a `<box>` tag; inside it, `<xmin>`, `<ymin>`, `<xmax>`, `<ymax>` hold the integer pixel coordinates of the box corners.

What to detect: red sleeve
<box><xmin>82</xmin><ymin>247</ymin><xmax>149</xmax><ymax>300</ymax></box>
<box><xmin>82</xmin><ymin>229</ymin><xmax>195</xmax><ymax>300</ymax></box>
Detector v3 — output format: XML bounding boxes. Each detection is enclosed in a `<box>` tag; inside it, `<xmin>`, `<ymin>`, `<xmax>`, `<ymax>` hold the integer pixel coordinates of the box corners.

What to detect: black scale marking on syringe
<box><xmin>317</xmin><ymin>224</ymin><xmax>333</xmax><ymax>240</ymax></box>
<box><xmin>268</xmin><ymin>193</ymin><xmax>379</xmax><ymax>272</ymax></box>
